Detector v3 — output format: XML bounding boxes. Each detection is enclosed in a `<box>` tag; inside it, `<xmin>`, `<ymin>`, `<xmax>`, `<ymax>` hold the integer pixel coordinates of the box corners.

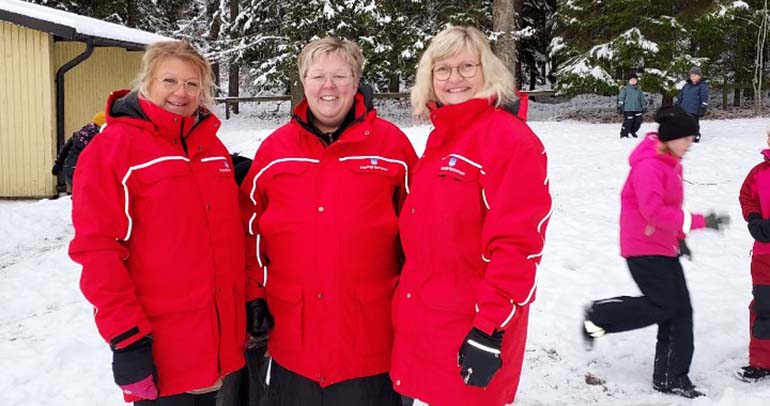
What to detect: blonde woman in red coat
<box><xmin>390</xmin><ymin>26</ymin><xmax>552</xmax><ymax>406</ymax></box>
<box><xmin>70</xmin><ymin>42</ymin><xmax>246</xmax><ymax>405</ymax></box>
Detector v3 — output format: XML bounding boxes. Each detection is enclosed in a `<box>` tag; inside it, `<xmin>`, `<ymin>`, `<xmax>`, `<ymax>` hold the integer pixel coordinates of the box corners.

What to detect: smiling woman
<box><xmin>69</xmin><ymin>41</ymin><xmax>246</xmax><ymax>406</ymax></box>
<box><xmin>238</xmin><ymin>36</ymin><xmax>417</xmax><ymax>406</ymax></box>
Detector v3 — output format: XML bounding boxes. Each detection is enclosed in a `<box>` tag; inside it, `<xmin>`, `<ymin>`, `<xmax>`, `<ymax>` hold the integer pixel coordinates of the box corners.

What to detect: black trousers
<box><xmin>135</xmin><ymin>392</ymin><xmax>217</xmax><ymax>406</ymax></box>
<box><xmin>267</xmin><ymin>360</ymin><xmax>402</xmax><ymax>406</ymax></box>
<box><xmin>620</xmin><ymin>111</ymin><xmax>643</xmax><ymax>137</ymax></box>
<box><xmin>588</xmin><ymin>256</ymin><xmax>693</xmax><ymax>387</ymax></box>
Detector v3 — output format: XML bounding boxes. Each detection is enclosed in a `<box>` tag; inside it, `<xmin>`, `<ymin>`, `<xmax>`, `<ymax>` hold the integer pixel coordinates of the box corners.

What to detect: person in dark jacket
<box><xmin>617</xmin><ymin>72</ymin><xmax>646</xmax><ymax>139</ymax></box>
<box><xmin>675</xmin><ymin>67</ymin><xmax>709</xmax><ymax>142</ymax></box>
<box><xmin>51</xmin><ymin>111</ymin><xmax>106</xmax><ymax>188</ymax></box>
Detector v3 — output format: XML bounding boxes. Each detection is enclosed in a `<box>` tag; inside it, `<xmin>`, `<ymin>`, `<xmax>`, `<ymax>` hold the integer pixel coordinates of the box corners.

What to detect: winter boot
<box><xmin>582</xmin><ymin>308</ymin><xmax>605</xmax><ymax>351</ymax></box>
<box><xmin>653</xmin><ymin>377</ymin><xmax>705</xmax><ymax>399</ymax></box>
<box><xmin>631</xmin><ymin>133</ymin><xmax>639</xmax><ymax>138</ymax></box>
<box><xmin>737</xmin><ymin>365</ymin><xmax>770</xmax><ymax>382</ymax></box>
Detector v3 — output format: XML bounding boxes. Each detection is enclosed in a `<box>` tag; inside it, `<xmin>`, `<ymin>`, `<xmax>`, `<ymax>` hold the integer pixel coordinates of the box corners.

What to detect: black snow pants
<box><xmin>620</xmin><ymin>111</ymin><xmax>643</xmax><ymax>138</ymax></box>
<box><xmin>588</xmin><ymin>256</ymin><xmax>694</xmax><ymax>387</ymax></box>
<box><xmin>267</xmin><ymin>359</ymin><xmax>402</xmax><ymax>406</ymax></box>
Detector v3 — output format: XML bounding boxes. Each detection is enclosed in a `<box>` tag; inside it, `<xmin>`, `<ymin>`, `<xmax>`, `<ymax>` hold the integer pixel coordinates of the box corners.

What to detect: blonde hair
<box><xmin>411</xmin><ymin>25</ymin><xmax>517</xmax><ymax>120</ymax></box>
<box><xmin>297</xmin><ymin>37</ymin><xmax>364</xmax><ymax>81</ymax></box>
<box><xmin>132</xmin><ymin>41</ymin><xmax>215</xmax><ymax>111</ymax></box>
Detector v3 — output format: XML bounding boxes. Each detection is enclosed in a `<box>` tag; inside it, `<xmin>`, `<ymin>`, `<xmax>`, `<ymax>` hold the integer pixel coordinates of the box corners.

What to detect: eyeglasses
<box><xmin>432</xmin><ymin>62</ymin><xmax>481</xmax><ymax>81</ymax></box>
<box><xmin>304</xmin><ymin>71</ymin><xmax>355</xmax><ymax>86</ymax></box>
<box><xmin>155</xmin><ymin>76</ymin><xmax>202</xmax><ymax>95</ymax></box>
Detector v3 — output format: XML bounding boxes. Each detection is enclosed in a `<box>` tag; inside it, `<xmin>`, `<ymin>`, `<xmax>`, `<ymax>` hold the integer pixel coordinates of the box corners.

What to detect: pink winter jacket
<box><xmin>739</xmin><ymin>149</ymin><xmax>770</xmax><ymax>255</ymax></box>
<box><xmin>620</xmin><ymin>133</ymin><xmax>706</xmax><ymax>258</ymax></box>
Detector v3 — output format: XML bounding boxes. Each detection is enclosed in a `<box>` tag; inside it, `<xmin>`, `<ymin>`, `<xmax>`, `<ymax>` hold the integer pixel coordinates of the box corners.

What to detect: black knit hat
<box><xmin>627</xmin><ymin>72</ymin><xmax>639</xmax><ymax>80</ymax></box>
<box><xmin>655</xmin><ymin>106</ymin><xmax>698</xmax><ymax>142</ymax></box>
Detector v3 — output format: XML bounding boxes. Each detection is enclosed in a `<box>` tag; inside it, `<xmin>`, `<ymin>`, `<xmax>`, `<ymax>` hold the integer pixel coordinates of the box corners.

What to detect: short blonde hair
<box><xmin>411</xmin><ymin>25</ymin><xmax>517</xmax><ymax>120</ymax></box>
<box><xmin>132</xmin><ymin>41</ymin><xmax>215</xmax><ymax>111</ymax></box>
<box><xmin>297</xmin><ymin>37</ymin><xmax>364</xmax><ymax>81</ymax></box>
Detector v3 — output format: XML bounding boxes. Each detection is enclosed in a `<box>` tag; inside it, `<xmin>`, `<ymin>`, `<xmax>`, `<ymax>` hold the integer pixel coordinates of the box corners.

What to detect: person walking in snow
<box><xmin>69</xmin><ymin>41</ymin><xmax>247</xmax><ymax>406</ymax></box>
<box><xmin>389</xmin><ymin>26</ymin><xmax>551</xmax><ymax>406</ymax></box>
<box><xmin>675</xmin><ymin>66</ymin><xmax>709</xmax><ymax>142</ymax></box>
<box><xmin>737</xmin><ymin>128</ymin><xmax>770</xmax><ymax>382</ymax></box>
<box><xmin>239</xmin><ymin>37</ymin><xmax>417</xmax><ymax>406</ymax></box>
<box><xmin>582</xmin><ymin>105</ymin><xmax>729</xmax><ymax>399</ymax></box>
<box><xmin>617</xmin><ymin>72</ymin><xmax>646</xmax><ymax>139</ymax></box>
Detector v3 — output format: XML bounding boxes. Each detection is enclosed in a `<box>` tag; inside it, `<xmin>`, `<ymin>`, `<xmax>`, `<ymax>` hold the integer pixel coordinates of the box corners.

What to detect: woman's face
<box><xmin>302</xmin><ymin>52</ymin><xmax>358</xmax><ymax>133</ymax></box>
<box><xmin>431</xmin><ymin>47</ymin><xmax>484</xmax><ymax>106</ymax></box>
<box><xmin>666</xmin><ymin>136</ymin><xmax>696</xmax><ymax>158</ymax></box>
<box><xmin>146</xmin><ymin>56</ymin><xmax>202</xmax><ymax>117</ymax></box>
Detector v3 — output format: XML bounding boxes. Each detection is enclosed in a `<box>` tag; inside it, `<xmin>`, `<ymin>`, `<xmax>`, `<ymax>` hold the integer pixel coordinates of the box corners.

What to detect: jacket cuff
<box><xmin>110</xmin><ymin>320</ymin><xmax>152</xmax><ymax>350</ymax></box>
<box><xmin>688</xmin><ymin>213</ymin><xmax>706</xmax><ymax>231</ymax></box>
<box><xmin>245</xmin><ymin>286</ymin><xmax>265</xmax><ymax>302</ymax></box>
<box><xmin>748</xmin><ymin>212</ymin><xmax>763</xmax><ymax>222</ymax></box>
<box><xmin>472</xmin><ymin>315</ymin><xmax>499</xmax><ymax>336</ymax></box>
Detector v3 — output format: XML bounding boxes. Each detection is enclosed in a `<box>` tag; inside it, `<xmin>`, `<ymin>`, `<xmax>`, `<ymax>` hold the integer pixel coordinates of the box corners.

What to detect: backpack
<box><xmin>51</xmin><ymin>123</ymin><xmax>101</xmax><ymax>187</ymax></box>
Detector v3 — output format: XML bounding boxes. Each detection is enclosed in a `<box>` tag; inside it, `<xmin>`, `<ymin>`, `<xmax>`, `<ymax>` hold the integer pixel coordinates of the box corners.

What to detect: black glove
<box><xmin>678</xmin><ymin>239</ymin><xmax>692</xmax><ymax>260</ymax></box>
<box><xmin>246</xmin><ymin>299</ymin><xmax>274</xmax><ymax>338</ymax></box>
<box><xmin>458</xmin><ymin>327</ymin><xmax>503</xmax><ymax>387</ymax></box>
<box><xmin>617</xmin><ymin>106</ymin><xmax>623</xmax><ymax>115</ymax></box>
<box><xmin>705</xmin><ymin>212</ymin><xmax>730</xmax><ymax>230</ymax></box>
<box><xmin>747</xmin><ymin>213</ymin><xmax>770</xmax><ymax>243</ymax></box>
<box><xmin>112</xmin><ymin>336</ymin><xmax>158</xmax><ymax>400</ymax></box>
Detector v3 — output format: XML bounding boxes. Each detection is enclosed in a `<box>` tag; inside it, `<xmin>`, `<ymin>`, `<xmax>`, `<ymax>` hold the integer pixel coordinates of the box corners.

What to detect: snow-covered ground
<box><xmin>2</xmin><ymin>117</ymin><xmax>769</xmax><ymax>405</ymax></box>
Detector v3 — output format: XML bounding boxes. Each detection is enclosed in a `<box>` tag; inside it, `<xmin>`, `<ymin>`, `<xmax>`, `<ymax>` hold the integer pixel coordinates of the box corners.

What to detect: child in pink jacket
<box><xmin>737</xmin><ymin>129</ymin><xmax>770</xmax><ymax>382</ymax></box>
<box><xmin>582</xmin><ymin>106</ymin><xmax>729</xmax><ymax>398</ymax></box>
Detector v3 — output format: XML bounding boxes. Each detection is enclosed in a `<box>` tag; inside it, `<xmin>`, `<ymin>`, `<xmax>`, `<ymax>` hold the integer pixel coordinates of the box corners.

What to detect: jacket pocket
<box><xmin>132</xmin><ymin>158</ymin><xmax>190</xmax><ymax>185</ymax></box>
<box><xmin>354</xmin><ymin>278</ymin><xmax>397</xmax><ymax>355</ymax></box>
<box><xmin>420</xmin><ymin>273</ymin><xmax>477</xmax><ymax>316</ymax></box>
<box><xmin>265</xmin><ymin>282</ymin><xmax>303</xmax><ymax>351</ymax></box>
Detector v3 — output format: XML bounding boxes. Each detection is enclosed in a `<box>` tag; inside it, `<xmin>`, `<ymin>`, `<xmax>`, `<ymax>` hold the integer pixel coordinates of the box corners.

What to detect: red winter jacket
<box><xmin>239</xmin><ymin>92</ymin><xmax>417</xmax><ymax>387</ymax></box>
<box><xmin>740</xmin><ymin>149</ymin><xmax>770</xmax><ymax>255</ymax></box>
<box><xmin>390</xmin><ymin>98</ymin><xmax>551</xmax><ymax>406</ymax></box>
<box><xmin>69</xmin><ymin>90</ymin><xmax>246</xmax><ymax>399</ymax></box>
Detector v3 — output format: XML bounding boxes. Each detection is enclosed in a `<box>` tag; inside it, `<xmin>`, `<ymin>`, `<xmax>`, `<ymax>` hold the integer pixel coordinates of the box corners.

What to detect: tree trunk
<box><xmin>388</xmin><ymin>72</ymin><xmax>400</xmax><ymax>93</ymax></box>
<box><xmin>735</xmin><ymin>87</ymin><xmax>742</xmax><ymax>107</ymax></box>
<box><xmin>662</xmin><ymin>93</ymin><xmax>673</xmax><ymax>107</ymax></box>
<box><xmin>290</xmin><ymin>75</ymin><xmax>304</xmax><ymax>112</ymax></box>
<box><xmin>492</xmin><ymin>0</ymin><xmax>518</xmax><ymax>89</ymax></box>
<box><xmin>207</xmin><ymin>0</ymin><xmax>221</xmax><ymax>90</ymax></box>
<box><xmin>228</xmin><ymin>0</ymin><xmax>239</xmax><ymax>114</ymax></box>
<box><xmin>126</xmin><ymin>0</ymin><xmax>137</xmax><ymax>28</ymax></box>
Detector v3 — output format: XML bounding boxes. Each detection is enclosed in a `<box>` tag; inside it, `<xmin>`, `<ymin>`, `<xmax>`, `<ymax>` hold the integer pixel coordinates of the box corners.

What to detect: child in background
<box><xmin>582</xmin><ymin>106</ymin><xmax>729</xmax><ymax>398</ymax></box>
<box><xmin>737</xmin><ymin>128</ymin><xmax>770</xmax><ymax>382</ymax></box>
<box><xmin>617</xmin><ymin>72</ymin><xmax>646</xmax><ymax>139</ymax></box>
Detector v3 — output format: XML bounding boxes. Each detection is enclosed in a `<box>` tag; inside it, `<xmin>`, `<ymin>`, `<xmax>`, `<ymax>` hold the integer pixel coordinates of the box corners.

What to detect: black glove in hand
<box><xmin>678</xmin><ymin>239</ymin><xmax>692</xmax><ymax>260</ymax></box>
<box><xmin>246</xmin><ymin>299</ymin><xmax>274</xmax><ymax>338</ymax></box>
<box><xmin>705</xmin><ymin>212</ymin><xmax>730</xmax><ymax>230</ymax></box>
<box><xmin>747</xmin><ymin>213</ymin><xmax>770</xmax><ymax>243</ymax></box>
<box><xmin>458</xmin><ymin>327</ymin><xmax>503</xmax><ymax>387</ymax></box>
<box><xmin>112</xmin><ymin>336</ymin><xmax>158</xmax><ymax>400</ymax></box>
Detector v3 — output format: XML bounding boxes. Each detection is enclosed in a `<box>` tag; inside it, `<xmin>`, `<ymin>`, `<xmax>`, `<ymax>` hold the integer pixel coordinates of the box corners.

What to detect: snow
<box><xmin>0</xmin><ymin>0</ymin><xmax>171</xmax><ymax>45</ymax></box>
<box><xmin>3</xmin><ymin>117</ymin><xmax>770</xmax><ymax>405</ymax></box>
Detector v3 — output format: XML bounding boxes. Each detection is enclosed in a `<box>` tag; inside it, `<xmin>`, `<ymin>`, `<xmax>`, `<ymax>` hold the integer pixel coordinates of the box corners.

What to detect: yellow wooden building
<box><xmin>0</xmin><ymin>0</ymin><xmax>170</xmax><ymax>198</ymax></box>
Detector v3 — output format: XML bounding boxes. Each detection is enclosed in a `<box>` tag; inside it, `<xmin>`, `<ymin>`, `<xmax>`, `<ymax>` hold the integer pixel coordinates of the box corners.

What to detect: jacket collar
<box><xmin>762</xmin><ymin>149</ymin><xmax>770</xmax><ymax>162</ymax></box>
<box><xmin>427</xmin><ymin>98</ymin><xmax>493</xmax><ymax>144</ymax></box>
<box><xmin>291</xmin><ymin>91</ymin><xmax>373</xmax><ymax>145</ymax></box>
<box><xmin>106</xmin><ymin>89</ymin><xmax>219</xmax><ymax>147</ymax></box>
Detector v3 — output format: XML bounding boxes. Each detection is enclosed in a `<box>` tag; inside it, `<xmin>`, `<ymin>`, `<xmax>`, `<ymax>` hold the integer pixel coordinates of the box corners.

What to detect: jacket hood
<box><xmin>629</xmin><ymin>132</ymin><xmax>680</xmax><ymax>167</ymax></box>
<box><xmin>762</xmin><ymin>149</ymin><xmax>770</xmax><ymax>162</ymax></box>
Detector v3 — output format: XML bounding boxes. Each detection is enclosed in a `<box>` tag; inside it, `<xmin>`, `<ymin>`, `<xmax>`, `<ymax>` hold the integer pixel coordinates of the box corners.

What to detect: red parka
<box><xmin>390</xmin><ymin>98</ymin><xmax>551</xmax><ymax>406</ymax></box>
<box><xmin>740</xmin><ymin>149</ymin><xmax>770</xmax><ymax>255</ymax></box>
<box><xmin>69</xmin><ymin>90</ymin><xmax>246</xmax><ymax>400</ymax></box>
<box><xmin>239</xmin><ymin>92</ymin><xmax>418</xmax><ymax>387</ymax></box>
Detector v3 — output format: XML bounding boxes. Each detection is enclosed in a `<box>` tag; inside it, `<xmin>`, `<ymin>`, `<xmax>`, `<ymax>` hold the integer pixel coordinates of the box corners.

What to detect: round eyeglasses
<box><xmin>155</xmin><ymin>76</ymin><xmax>202</xmax><ymax>95</ymax></box>
<box><xmin>432</xmin><ymin>63</ymin><xmax>481</xmax><ymax>81</ymax></box>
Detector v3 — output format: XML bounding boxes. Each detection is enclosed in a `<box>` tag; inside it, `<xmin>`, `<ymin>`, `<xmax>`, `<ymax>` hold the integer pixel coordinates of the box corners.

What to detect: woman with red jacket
<box><xmin>69</xmin><ymin>41</ymin><xmax>246</xmax><ymax>405</ymax></box>
<box><xmin>738</xmin><ymin>129</ymin><xmax>770</xmax><ymax>382</ymax></box>
<box><xmin>239</xmin><ymin>37</ymin><xmax>417</xmax><ymax>405</ymax></box>
<box><xmin>389</xmin><ymin>26</ymin><xmax>551</xmax><ymax>406</ymax></box>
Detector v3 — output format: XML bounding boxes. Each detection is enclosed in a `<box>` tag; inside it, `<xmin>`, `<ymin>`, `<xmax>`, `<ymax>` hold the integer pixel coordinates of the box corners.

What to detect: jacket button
<box><xmin>364</xmin><ymin>130</ymin><xmax>370</xmax><ymax>136</ymax></box>
<box><xmin>198</xmin><ymin>146</ymin><xmax>204</xmax><ymax>151</ymax></box>
<box><xmin>410</xmin><ymin>208</ymin><xmax>415</xmax><ymax>215</ymax></box>
<box><xmin>205</xmin><ymin>204</ymin><xmax>211</xmax><ymax>211</ymax></box>
<box><xmin>395</xmin><ymin>379</ymin><xmax>401</xmax><ymax>386</ymax></box>
<box><xmin>173</xmin><ymin>118</ymin><xmax>178</xmax><ymax>122</ymax></box>
<box><xmin>317</xmin><ymin>293</ymin><xmax>323</xmax><ymax>299</ymax></box>
<box><xmin>320</xmin><ymin>376</ymin><xmax>326</xmax><ymax>384</ymax></box>
<box><xmin>318</xmin><ymin>206</ymin><xmax>325</xmax><ymax>213</ymax></box>
<box><xmin>405</xmin><ymin>292</ymin><xmax>411</xmax><ymax>299</ymax></box>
